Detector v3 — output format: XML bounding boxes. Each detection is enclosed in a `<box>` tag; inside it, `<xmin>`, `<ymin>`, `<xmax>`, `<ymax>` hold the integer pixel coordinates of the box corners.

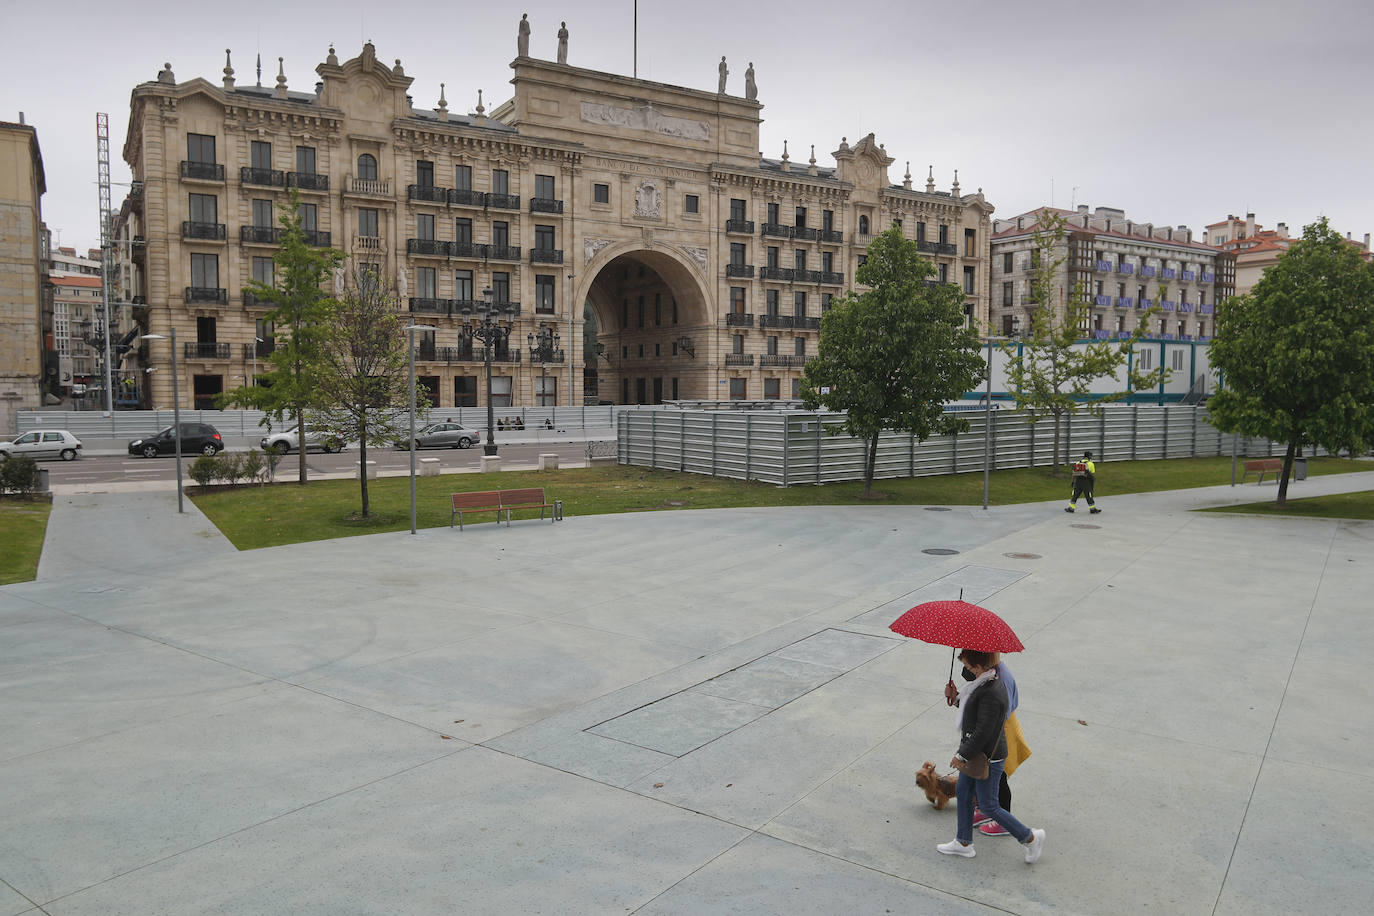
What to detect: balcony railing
<box><xmin>819</xmin><ymin>271</ymin><xmax>844</xmax><ymax>285</ymax></box>
<box><xmin>528</xmin><ymin>347</ymin><xmax>566</xmax><ymax>363</ymax></box>
<box><xmin>1093</xmin><ymin>295</ymin><xmax>1111</xmax><ymax>307</ymax></box>
<box><xmin>724</xmin><ymin>353</ymin><xmax>754</xmax><ymax>367</ymax></box>
<box><xmin>1178</xmin><ymin>302</ymin><xmax>1194</xmax><ymax>313</ymax></box>
<box><xmin>795</xmin><ymin>316</ymin><xmax>821</xmax><ymax>330</ymax></box>
<box><xmin>408</xmin><ymin>297</ymin><xmax>453</xmax><ymax>315</ymax></box>
<box><xmin>185</xmin><ymin>287</ymin><xmax>227</xmax><ymax>304</ymax></box>
<box><xmin>530</xmin><ymin>197</ymin><xmax>564</xmax><ymax>214</ymax></box>
<box><xmin>240</xmin><ymin>166</ymin><xmax>285</xmax><ymax>187</ymax></box>
<box><xmin>725</xmin><ymin>312</ymin><xmax>754</xmax><ymax>327</ymax></box>
<box><xmin>937</xmin><ymin>242</ymin><xmax>958</xmax><ymax>255</ymax></box>
<box><xmin>478</xmin><ymin>347</ymin><xmax>522</xmax><ymax>363</ymax></box>
<box><xmin>725</xmin><ymin>263</ymin><xmax>754</xmax><ymax>278</ymax></box>
<box><xmin>183</xmin><ymin>341</ymin><xmax>231</xmax><ymax>359</ymax></box>
<box><xmin>759</xmin><ymin>314</ymin><xmax>795</xmax><ymax>328</ymax></box>
<box><xmin>1140</xmin><ymin>265</ymin><xmax>1156</xmax><ymax>277</ymax></box>
<box><xmin>1116</xmin><ymin>297</ymin><xmax>1134</xmax><ymax>309</ymax></box>
<box><xmin>1140</xmin><ymin>298</ymin><xmax>1154</xmax><ymax>309</ymax></box>
<box><xmin>794</xmin><ymin>269</ymin><xmax>822</xmax><ymax>283</ymax></box>
<box><xmin>345</xmin><ymin>177</ymin><xmax>391</xmax><ymax>196</ymax></box>
<box><xmin>449</xmin><ymin>242</ymin><xmax>480</xmax><ymax>259</ymax></box>
<box><xmin>1199</xmin><ymin>304</ymin><xmax>1214</xmax><ymax>315</ymax></box>
<box><xmin>1181</xmin><ymin>270</ymin><xmax>1195</xmax><ymax>282</ymax></box>
<box><xmin>726</xmin><ymin>219</ymin><xmax>754</xmax><ymax>234</ymax></box>
<box><xmin>180</xmin><ymin>161</ymin><xmax>224</xmax><ymax>181</ymax></box>
<box><xmin>451</xmin><ymin>299</ymin><xmax>481</xmax><ymax>314</ymax></box>
<box><xmin>448</xmin><ymin>188</ymin><xmax>485</xmax><ymax>207</ymax></box>
<box><xmin>759</xmin><ymin>266</ymin><xmax>793</xmax><ymax>281</ymax></box>
<box><xmin>1160</xmin><ymin>300</ymin><xmax>1176</xmax><ymax>311</ymax></box>
<box><xmin>353</xmin><ymin>235</ymin><xmax>385</xmax><ymax>252</ymax></box>
<box><xmin>1117</xmin><ymin>263</ymin><xmax>1134</xmax><ymax>274</ymax></box>
<box><xmin>1199</xmin><ymin>272</ymin><xmax>1214</xmax><ymax>283</ymax></box>
<box><xmin>1095</xmin><ymin>260</ymin><xmax>1113</xmax><ymax>271</ymax></box>
<box><xmin>819</xmin><ymin>228</ymin><xmax>844</xmax><ymax>243</ymax></box>
<box><xmin>407</xmin><ymin>238</ymin><xmax>448</xmax><ymax>256</ymax></box>
<box><xmin>761</xmin><ymin>223</ymin><xmax>793</xmax><ymax>238</ymax></box>
<box><xmin>530</xmin><ymin>248</ymin><xmax>564</xmax><ymax>264</ymax></box>
<box><xmin>793</xmin><ymin>227</ymin><xmax>819</xmax><ymax>241</ymax></box>
<box><xmin>487</xmin><ymin>245</ymin><xmax>522</xmax><ymax>261</ymax></box>
<box><xmin>407</xmin><ymin>184</ymin><xmax>448</xmax><ymax>203</ymax></box>
<box><xmin>242</xmin><ymin>341</ymin><xmax>275</xmax><ymax>359</ymax></box>
<box><xmin>182</xmin><ymin>221</ymin><xmax>226</xmax><ymax>241</ymax></box>
<box><xmin>240</xmin><ymin>225</ymin><xmax>282</xmax><ymax>245</ymax></box>
<box><xmin>303</xmin><ymin>229</ymin><xmax>331</xmax><ymax>247</ymax></box>
<box><xmin>1161</xmin><ymin>268</ymin><xmax>1177</xmax><ymax>279</ymax></box>
<box><xmin>486</xmin><ymin>193</ymin><xmax>521</xmax><ymax>210</ymax></box>
<box><xmin>760</xmin><ymin>354</ymin><xmax>807</xmax><ymax>367</ymax></box>
<box><xmin>287</xmin><ymin>172</ymin><xmax>329</xmax><ymax>191</ymax></box>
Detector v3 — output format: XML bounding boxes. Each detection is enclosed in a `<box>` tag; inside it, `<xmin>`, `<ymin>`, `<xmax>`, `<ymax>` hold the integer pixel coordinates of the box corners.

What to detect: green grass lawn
<box><xmin>190</xmin><ymin>455</ymin><xmax>1371</xmax><ymax>550</ymax></box>
<box><xmin>1202</xmin><ymin>489</ymin><xmax>1374</xmax><ymax>520</ymax></box>
<box><xmin>0</xmin><ymin>500</ymin><xmax>52</xmax><ymax>585</ymax></box>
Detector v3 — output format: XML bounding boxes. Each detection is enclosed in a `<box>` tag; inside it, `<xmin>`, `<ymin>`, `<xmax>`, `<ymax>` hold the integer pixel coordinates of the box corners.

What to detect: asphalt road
<box><xmin>40</xmin><ymin>441</ymin><xmax>595</xmax><ymax>486</ymax></box>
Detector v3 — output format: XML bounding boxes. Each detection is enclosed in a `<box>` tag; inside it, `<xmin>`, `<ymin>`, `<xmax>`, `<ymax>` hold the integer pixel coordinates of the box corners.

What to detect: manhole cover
<box><xmin>921</xmin><ymin>548</ymin><xmax>960</xmax><ymax>555</ymax></box>
<box><xmin>1070</xmin><ymin>523</ymin><xmax>1102</xmax><ymax>530</ymax></box>
<box><xmin>1003</xmin><ymin>552</ymin><xmax>1042</xmax><ymax>560</ymax></box>
<box><xmin>923</xmin><ymin>506</ymin><xmax>952</xmax><ymax>512</ymax></box>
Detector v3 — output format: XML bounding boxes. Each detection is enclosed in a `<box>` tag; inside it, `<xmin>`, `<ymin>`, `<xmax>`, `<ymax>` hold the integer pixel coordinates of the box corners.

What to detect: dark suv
<box><xmin>128</xmin><ymin>423</ymin><xmax>224</xmax><ymax>458</ymax></box>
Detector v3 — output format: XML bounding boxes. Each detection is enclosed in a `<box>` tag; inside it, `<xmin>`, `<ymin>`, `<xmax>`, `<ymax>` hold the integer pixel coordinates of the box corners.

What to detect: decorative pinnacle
<box><xmin>326</xmin><ymin>45</ymin><xmax>338</xmax><ymax>66</ymax></box>
<box><xmin>476</xmin><ymin>89</ymin><xmax>485</xmax><ymax>114</ymax></box>
<box><xmin>274</xmin><ymin>57</ymin><xmax>288</xmax><ymax>98</ymax></box>
<box><xmin>222</xmin><ymin>49</ymin><xmax>235</xmax><ymax>89</ymax></box>
<box><xmin>255</xmin><ymin>53</ymin><xmax>262</xmax><ymax>87</ymax></box>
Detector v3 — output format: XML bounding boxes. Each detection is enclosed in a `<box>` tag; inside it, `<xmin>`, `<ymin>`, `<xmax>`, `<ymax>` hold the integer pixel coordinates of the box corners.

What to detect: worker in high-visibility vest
<box><xmin>1065</xmin><ymin>450</ymin><xmax>1101</xmax><ymax>514</ymax></box>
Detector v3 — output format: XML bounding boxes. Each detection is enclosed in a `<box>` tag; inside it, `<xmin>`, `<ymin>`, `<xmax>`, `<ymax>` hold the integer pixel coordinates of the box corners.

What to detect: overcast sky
<box><xmin>6</xmin><ymin>0</ymin><xmax>1372</xmax><ymax>253</ymax></box>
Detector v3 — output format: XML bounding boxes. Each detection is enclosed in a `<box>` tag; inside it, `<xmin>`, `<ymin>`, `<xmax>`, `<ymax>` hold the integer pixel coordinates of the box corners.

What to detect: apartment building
<box><xmin>991</xmin><ymin>206</ymin><xmax>1236</xmax><ymax>342</ymax></box>
<box><xmin>0</xmin><ymin>120</ymin><xmax>49</xmax><ymax>431</ymax></box>
<box><xmin>116</xmin><ymin>36</ymin><xmax>993</xmax><ymax>408</ymax></box>
<box><xmin>1206</xmin><ymin>213</ymin><xmax>1371</xmax><ymax>296</ymax></box>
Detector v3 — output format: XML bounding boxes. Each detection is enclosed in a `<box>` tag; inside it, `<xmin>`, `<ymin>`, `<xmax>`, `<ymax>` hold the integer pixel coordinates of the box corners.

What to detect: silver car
<box><xmin>260</xmin><ymin>428</ymin><xmax>345</xmax><ymax>454</ymax></box>
<box><xmin>397</xmin><ymin>422</ymin><xmax>481</xmax><ymax>450</ymax></box>
<box><xmin>0</xmin><ymin>429</ymin><xmax>83</xmax><ymax>461</ymax></box>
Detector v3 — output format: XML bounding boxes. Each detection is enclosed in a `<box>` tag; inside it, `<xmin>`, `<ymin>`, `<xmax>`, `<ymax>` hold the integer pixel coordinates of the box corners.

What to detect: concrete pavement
<box><xmin>3</xmin><ymin>470</ymin><xmax>1373</xmax><ymax>914</ymax></box>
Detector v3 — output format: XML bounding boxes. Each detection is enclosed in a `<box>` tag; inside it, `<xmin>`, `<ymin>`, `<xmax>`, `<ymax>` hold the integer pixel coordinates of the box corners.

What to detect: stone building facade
<box><xmin>0</xmin><ymin>120</ymin><xmax>48</xmax><ymax>433</ymax></box>
<box><xmin>118</xmin><ymin>38</ymin><xmax>993</xmax><ymax>409</ymax></box>
<box><xmin>990</xmin><ymin>206</ymin><xmax>1235</xmax><ymax>342</ymax></box>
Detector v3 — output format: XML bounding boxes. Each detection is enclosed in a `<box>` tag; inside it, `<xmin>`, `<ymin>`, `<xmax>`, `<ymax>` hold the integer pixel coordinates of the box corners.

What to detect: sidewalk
<box><xmin>2</xmin><ymin>473</ymin><xmax>1371</xmax><ymax>914</ymax></box>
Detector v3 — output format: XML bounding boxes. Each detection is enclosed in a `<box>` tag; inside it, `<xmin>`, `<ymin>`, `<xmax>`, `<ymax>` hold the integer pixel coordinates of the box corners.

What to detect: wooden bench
<box><xmin>1241</xmin><ymin>457</ymin><xmax>1283</xmax><ymax>484</ymax></box>
<box><xmin>449</xmin><ymin>487</ymin><xmax>560</xmax><ymax>530</ymax></box>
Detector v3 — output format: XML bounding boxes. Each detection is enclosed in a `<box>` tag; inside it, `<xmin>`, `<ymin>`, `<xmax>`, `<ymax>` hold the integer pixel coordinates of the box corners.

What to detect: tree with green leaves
<box><xmin>1003</xmin><ymin>208</ymin><xmax>1165</xmax><ymax>473</ymax></box>
<box><xmin>219</xmin><ymin>190</ymin><xmax>344</xmax><ymax>484</ymax></box>
<box><xmin>309</xmin><ymin>268</ymin><xmax>426</xmax><ymax>518</ymax></box>
<box><xmin>1208</xmin><ymin>217</ymin><xmax>1374</xmax><ymax>507</ymax></box>
<box><xmin>801</xmin><ymin>227</ymin><xmax>985</xmax><ymax>497</ymax></box>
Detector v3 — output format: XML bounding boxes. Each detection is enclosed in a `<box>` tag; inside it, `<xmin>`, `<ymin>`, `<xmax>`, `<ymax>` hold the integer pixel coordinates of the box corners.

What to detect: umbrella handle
<box><xmin>946</xmin><ymin>647</ymin><xmax>959</xmax><ymax>706</ymax></box>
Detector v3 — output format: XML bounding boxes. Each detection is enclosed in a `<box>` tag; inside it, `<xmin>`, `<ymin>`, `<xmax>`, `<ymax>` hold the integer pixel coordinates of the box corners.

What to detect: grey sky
<box><xmin>6</xmin><ymin>0</ymin><xmax>1371</xmax><ymax>252</ymax></box>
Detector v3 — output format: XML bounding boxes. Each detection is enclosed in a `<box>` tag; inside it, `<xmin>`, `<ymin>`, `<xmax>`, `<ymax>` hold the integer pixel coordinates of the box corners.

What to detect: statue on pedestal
<box><xmin>745</xmin><ymin>62</ymin><xmax>757</xmax><ymax>100</ymax></box>
<box><xmin>557</xmin><ymin>21</ymin><xmax>568</xmax><ymax>64</ymax></box>
<box><xmin>517</xmin><ymin>14</ymin><xmax>530</xmax><ymax>57</ymax></box>
<box><xmin>717</xmin><ymin>56</ymin><xmax>728</xmax><ymax>94</ymax></box>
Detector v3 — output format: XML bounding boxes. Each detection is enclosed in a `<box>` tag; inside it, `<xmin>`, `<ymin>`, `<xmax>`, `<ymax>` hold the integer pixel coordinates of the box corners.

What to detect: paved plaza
<box><xmin>3</xmin><ymin>470</ymin><xmax>1373</xmax><ymax>914</ymax></box>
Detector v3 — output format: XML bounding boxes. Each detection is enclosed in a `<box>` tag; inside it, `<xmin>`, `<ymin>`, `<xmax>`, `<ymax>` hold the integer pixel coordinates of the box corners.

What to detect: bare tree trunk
<box><xmin>863</xmin><ymin>433</ymin><xmax>878</xmax><ymax>498</ymax></box>
<box><xmin>1277</xmin><ymin>438</ymin><xmax>1297</xmax><ymax>508</ymax></box>
<box><xmin>358</xmin><ymin>417</ymin><xmax>370</xmax><ymax>517</ymax></box>
<box><xmin>1052</xmin><ymin>412</ymin><xmax>1063</xmax><ymax>474</ymax></box>
<box><xmin>295</xmin><ymin>408</ymin><xmax>307</xmax><ymax>485</ymax></box>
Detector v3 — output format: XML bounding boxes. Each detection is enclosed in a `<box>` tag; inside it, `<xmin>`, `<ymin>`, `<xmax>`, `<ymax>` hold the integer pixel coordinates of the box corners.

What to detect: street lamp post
<box><xmin>252</xmin><ymin>336</ymin><xmax>264</xmax><ymax>387</ymax></box>
<box><xmin>982</xmin><ymin>334</ymin><xmax>1011</xmax><ymax>511</ymax></box>
<box><xmin>527</xmin><ymin>322</ymin><xmax>560</xmax><ymax>420</ymax></box>
<box><xmin>141</xmin><ymin>329</ymin><xmax>183</xmax><ymax>513</ymax></box>
<box><xmin>468</xmin><ymin>287</ymin><xmax>514</xmax><ymax>457</ymax></box>
<box><xmin>404</xmin><ymin>323</ymin><xmax>437</xmax><ymax>534</ymax></box>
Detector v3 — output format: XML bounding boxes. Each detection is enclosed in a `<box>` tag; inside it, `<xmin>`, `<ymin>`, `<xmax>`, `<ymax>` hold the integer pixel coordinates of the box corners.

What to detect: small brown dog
<box><xmin>915</xmin><ymin>761</ymin><xmax>959</xmax><ymax>809</ymax></box>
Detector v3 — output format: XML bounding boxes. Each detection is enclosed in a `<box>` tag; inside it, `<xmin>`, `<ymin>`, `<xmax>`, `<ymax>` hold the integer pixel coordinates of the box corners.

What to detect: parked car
<box><xmin>394</xmin><ymin>422</ymin><xmax>481</xmax><ymax>450</ymax></box>
<box><xmin>0</xmin><ymin>429</ymin><xmax>83</xmax><ymax>461</ymax></box>
<box><xmin>128</xmin><ymin>423</ymin><xmax>224</xmax><ymax>458</ymax></box>
<box><xmin>259</xmin><ymin>428</ymin><xmax>345</xmax><ymax>454</ymax></box>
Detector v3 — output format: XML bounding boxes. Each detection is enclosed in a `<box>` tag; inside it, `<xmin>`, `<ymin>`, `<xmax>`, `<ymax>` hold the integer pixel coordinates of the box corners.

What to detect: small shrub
<box><xmin>0</xmin><ymin>455</ymin><xmax>39</xmax><ymax>495</ymax></box>
<box><xmin>188</xmin><ymin>455</ymin><xmax>218</xmax><ymax>490</ymax></box>
<box><xmin>264</xmin><ymin>449</ymin><xmax>282</xmax><ymax>482</ymax></box>
<box><xmin>241</xmin><ymin>449</ymin><xmax>265</xmax><ymax>486</ymax></box>
<box><xmin>218</xmin><ymin>451</ymin><xmax>246</xmax><ymax>487</ymax></box>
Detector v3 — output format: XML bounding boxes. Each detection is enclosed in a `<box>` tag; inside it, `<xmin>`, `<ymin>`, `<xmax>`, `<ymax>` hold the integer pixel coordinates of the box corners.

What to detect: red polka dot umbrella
<box><xmin>889</xmin><ymin>600</ymin><xmax>1025</xmax><ymax>653</ymax></box>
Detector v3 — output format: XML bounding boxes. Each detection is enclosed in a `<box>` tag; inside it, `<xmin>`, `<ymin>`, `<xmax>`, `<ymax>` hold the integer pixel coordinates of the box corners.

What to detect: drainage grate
<box><xmin>923</xmin><ymin>506</ymin><xmax>952</xmax><ymax>512</ymax></box>
<box><xmin>1070</xmin><ymin>523</ymin><xmax>1102</xmax><ymax>530</ymax></box>
<box><xmin>1003</xmin><ymin>552</ymin><xmax>1042</xmax><ymax>560</ymax></box>
<box><xmin>921</xmin><ymin>548</ymin><xmax>960</xmax><ymax>555</ymax></box>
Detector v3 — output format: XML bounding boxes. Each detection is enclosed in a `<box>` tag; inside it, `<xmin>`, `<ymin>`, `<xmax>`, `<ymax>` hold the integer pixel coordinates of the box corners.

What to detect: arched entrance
<box><xmin>580</xmin><ymin>246</ymin><xmax>713</xmax><ymax>404</ymax></box>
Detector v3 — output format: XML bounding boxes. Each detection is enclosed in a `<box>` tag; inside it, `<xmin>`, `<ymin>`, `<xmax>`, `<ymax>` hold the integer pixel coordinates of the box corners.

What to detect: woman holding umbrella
<box><xmin>938</xmin><ymin>649</ymin><xmax>1045</xmax><ymax>863</ymax></box>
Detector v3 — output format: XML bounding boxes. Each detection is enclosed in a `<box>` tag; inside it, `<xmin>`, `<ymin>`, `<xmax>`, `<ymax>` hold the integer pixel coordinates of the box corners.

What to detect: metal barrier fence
<box><xmin>617</xmin><ymin>405</ymin><xmax>1301</xmax><ymax>486</ymax></box>
<box><xmin>15</xmin><ymin>405</ymin><xmax>619</xmax><ymax>439</ymax></box>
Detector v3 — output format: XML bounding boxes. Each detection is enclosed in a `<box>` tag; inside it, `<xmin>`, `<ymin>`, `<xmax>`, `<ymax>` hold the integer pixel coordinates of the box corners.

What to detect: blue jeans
<box><xmin>956</xmin><ymin>758</ymin><xmax>1031</xmax><ymax>844</ymax></box>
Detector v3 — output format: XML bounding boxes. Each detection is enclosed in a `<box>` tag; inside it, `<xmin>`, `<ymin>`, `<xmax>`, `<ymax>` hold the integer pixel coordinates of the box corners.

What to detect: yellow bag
<box><xmin>1004</xmin><ymin>711</ymin><xmax>1032</xmax><ymax>776</ymax></box>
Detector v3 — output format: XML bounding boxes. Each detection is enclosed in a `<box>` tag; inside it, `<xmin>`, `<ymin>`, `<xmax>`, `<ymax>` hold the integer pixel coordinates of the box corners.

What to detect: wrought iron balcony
<box><xmin>725</xmin><ymin>263</ymin><xmax>754</xmax><ymax>278</ymax></box>
<box><xmin>183</xmin><ymin>341</ymin><xmax>230</xmax><ymax>359</ymax></box>
<box><xmin>240</xmin><ymin>226</ymin><xmax>282</xmax><ymax>245</ymax></box>
<box><xmin>819</xmin><ymin>271</ymin><xmax>844</xmax><ymax>285</ymax></box>
<box><xmin>935</xmin><ymin>242</ymin><xmax>958</xmax><ymax>256</ymax></box>
<box><xmin>917</xmin><ymin>240</ymin><xmax>938</xmax><ymax>254</ymax></box>
<box><xmin>820</xmin><ymin>228</ymin><xmax>844</xmax><ymax>243</ymax></box>
<box><xmin>795</xmin><ymin>316</ymin><xmax>821</xmax><ymax>330</ymax></box>
<box><xmin>242</xmin><ymin>340</ymin><xmax>275</xmax><ymax>359</ymax></box>
<box><xmin>759</xmin><ymin>314</ymin><xmax>796</xmax><ymax>329</ymax></box>
<box><xmin>759</xmin><ymin>266</ymin><xmax>794</xmax><ymax>281</ymax></box>
<box><xmin>761</xmin><ymin>223</ymin><xmax>794</xmax><ymax>238</ymax></box>
<box><xmin>793</xmin><ymin>227</ymin><xmax>819</xmax><ymax>241</ymax></box>
<box><xmin>413</xmin><ymin>346</ymin><xmax>439</xmax><ymax>361</ymax></box>
<box><xmin>448</xmin><ymin>188</ymin><xmax>484</xmax><ymax>207</ymax></box>
<box><xmin>725</xmin><ymin>312</ymin><xmax>754</xmax><ymax>327</ymax></box>
<box><xmin>1140</xmin><ymin>265</ymin><xmax>1156</xmax><ymax>277</ymax></box>
<box><xmin>531</xmin><ymin>248</ymin><xmax>564</xmax><ymax>264</ymax></box>
<box><xmin>407</xmin><ymin>238</ymin><xmax>448</xmax><ymax>257</ymax></box>
<box><xmin>1117</xmin><ymin>263</ymin><xmax>1134</xmax><ymax>274</ymax></box>
<box><xmin>408</xmin><ymin>297</ymin><xmax>452</xmax><ymax>315</ymax></box>
<box><xmin>760</xmin><ymin>354</ymin><xmax>807</xmax><ymax>367</ymax></box>
<box><xmin>487</xmin><ymin>245</ymin><xmax>522</xmax><ymax>261</ymax></box>
<box><xmin>795</xmin><ymin>269</ymin><xmax>823</xmax><ymax>283</ymax></box>
<box><xmin>528</xmin><ymin>347</ymin><xmax>566</xmax><ymax>363</ymax></box>
<box><xmin>478</xmin><ymin>347</ymin><xmax>522</xmax><ymax>364</ymax></box>
<box><xmin>724</xmin><ymin>353</ymin><xmax>754</xmax><ymax>367</ymax></box>
<box><xmin>185</xmin><ymin>287</ymin><xmax>227</xmax><ymax>304</ymax></box>
<box><xmin>451</xmin><ymin>299</ymin><xmax>481</xmax><ymax>314</ymax></box>
<box><xmin>287</xmin><ymin>172</ymin><xmax>329</xmax><ymax>191</ymax></box>
<box><xmin>180</xmin><ymin>161</ymin><xmax>224</xmax><ymax>181</ymax></box>
<box><xmin>303</xmin><ymin>230</ymin><xmax>331</xmax><ymax>247</ymax></box>
<box><xmin>436</xmin><ymin>345</ymin><xmax>477</xmax><ymax>361</ymax></box>
<box><xmin>240</xmin><ymin>166</ymin><xmax>285</xmax><ymax>187</ymax></box>
<box><xmin>407</xmin><ymin>184</ymin><xmax>449</xmax><ymax>203</ymax></box>
<box><xmin>726</xmin><ymin>219</ymin><xmax>754</xmax><ymax>234</ymax></box>
<box><xmin>450</xmin><ymin>242</ymin><xmax>482</xmax><ymax>259</ymax></box>
<box><xmin>486</xmin><ymin>193</ymin><xmax>521</xmax><ymax>210</ymax></box>
<box><xmin>530</xmin><ymin>197</ymin><xmax>564</xmax><ymax>214</ymax></box>
<box><xmin>182</xmin><ymin>221</ymin><xmax>226</xmax><ymax>241</ymax></box>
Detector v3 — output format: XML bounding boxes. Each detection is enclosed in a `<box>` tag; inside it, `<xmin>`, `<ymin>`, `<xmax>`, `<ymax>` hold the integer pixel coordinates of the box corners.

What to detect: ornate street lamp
<box><xmin>404</xmin><ymin>323</ymin><xmax>436</xmax><ymax>534</ymax></box>
<box><xmin>527</xmin><ymin>321</ymin><xmax>560</xmax><ymax>414</ymax></box>
<box><xmin>467</xmin><ymin>287</ymin><xmax>515</xmax><ymax>456</ymax></box>
<box><xmin>140</xmin><ymin>330</ymin><xmax>183</xmax><ymax>513</ymax></box>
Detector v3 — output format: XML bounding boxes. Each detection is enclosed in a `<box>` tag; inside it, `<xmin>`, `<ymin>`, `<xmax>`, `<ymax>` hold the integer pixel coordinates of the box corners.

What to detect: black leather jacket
<box><xmin>957</xmin><ymin>676</ymin><xmax>1010</xmax><ymax>762</ymax></box>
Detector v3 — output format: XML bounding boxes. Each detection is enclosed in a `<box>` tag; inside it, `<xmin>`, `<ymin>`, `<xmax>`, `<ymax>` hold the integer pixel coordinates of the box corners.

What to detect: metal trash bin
<box><xmin>1293</xmin><ymin>457</ymin><xmax>1307</xmax><ymax>480</ymax></box>
<box><xmin>37</xmin><ymin>468</ymin><xmax>50</xmax><ymax>492</ymax></box>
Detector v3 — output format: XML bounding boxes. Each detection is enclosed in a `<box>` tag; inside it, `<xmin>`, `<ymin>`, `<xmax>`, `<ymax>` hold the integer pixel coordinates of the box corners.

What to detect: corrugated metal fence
<box><xmin>618</xmin><ymin>405</ymin><xmax>1299</xmax><ymax>486</ymax></box>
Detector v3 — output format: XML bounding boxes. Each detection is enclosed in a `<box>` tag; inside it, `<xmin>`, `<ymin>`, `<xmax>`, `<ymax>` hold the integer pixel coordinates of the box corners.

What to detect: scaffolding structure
<box><xmin>96</xmin><ymin>112</ymin><xmax>116</xmax><ymax>414</ymax></box>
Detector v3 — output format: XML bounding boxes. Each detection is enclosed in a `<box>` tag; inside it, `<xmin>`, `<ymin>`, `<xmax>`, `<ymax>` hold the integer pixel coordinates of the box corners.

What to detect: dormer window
<box><xmin>357</xmin><ymin>154</ymin><xmax>378</xmax><ymax>181</ymax></box>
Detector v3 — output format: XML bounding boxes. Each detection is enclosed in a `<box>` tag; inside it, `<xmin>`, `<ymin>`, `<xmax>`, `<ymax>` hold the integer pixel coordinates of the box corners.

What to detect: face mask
<box><xmin>961</xmin><ymin>667</ymin><xmax>976</xmax><ymax>682</ymax></box>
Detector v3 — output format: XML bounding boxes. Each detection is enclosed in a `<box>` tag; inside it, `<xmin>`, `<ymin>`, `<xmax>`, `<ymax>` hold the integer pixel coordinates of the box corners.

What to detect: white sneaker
<box><xmin>1023</xmin><ymin>828</ymin><xmax>1045</xmax><ymax>864</ymax></box>
<box><xmin>937</xmin><ymin>839</ymin><xmax>975</xmax><ymax>858</ymax></box>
